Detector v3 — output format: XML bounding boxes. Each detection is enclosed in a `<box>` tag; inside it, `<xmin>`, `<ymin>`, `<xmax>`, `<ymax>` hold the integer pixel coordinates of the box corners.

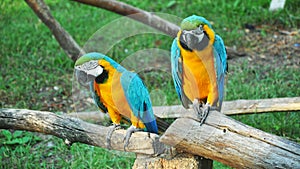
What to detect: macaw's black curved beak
<box><xmin>75</xmin><ymin>69</ymin><xmax>90</xmax><ymax>86</ymax></box>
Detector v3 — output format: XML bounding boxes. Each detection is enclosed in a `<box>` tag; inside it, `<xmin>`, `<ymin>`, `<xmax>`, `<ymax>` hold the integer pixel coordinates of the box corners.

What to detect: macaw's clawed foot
<box><xmin>106</xmin><ymin>124</ymin><xmax>121</xmax><ymax>149</ymax></box>
<box><xmin>123</xmin><ymin>125</ymin><xmax>141</xmax><ymax>151</ymax></box>
<box><xmin>199</xmin><ymin>103</ymin><xmax>210</xmax><ymax>126</ymax></box>
<box><xmin>192</xmin><ymin>99</ymin><xmax>202</xmax><ymax>116</ymax></box>
<box><xmin>192</xmin><ymin>99</ymin><xmax>210</xmax><ymax>126</ymax></box>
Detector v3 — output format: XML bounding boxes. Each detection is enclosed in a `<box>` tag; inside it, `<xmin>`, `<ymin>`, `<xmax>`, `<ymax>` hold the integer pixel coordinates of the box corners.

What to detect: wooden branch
<box><xmin>160</xmin><ymin>110</ymin><xmax>300</xmax><ymax>169</ymax></box>
<box><xmin>72</xmin><ymin>0</ymin><xmax>179</xmax><ymax>37</ymax></box>
<box><xmin>0</xmin><ymin>108</ymin><xmax>165</xmax><ymax>155</ymax></box>
<box><xmin>25</xmin><ymin>0</ymin><xmax>85</xmax><ymax>61</ymax></box>
<box><xmin>67</xmin><ymin>111</ymin><xmax>109</xmax><ymax>123</ymax></box>
<box><xmin>153</xmin><ymin>97</ymin><xmax>300</xmax><ymax>118</ymax></box>
<box><xmin>222</xmin><ymin>97</ymin><xmax>300</xmax><ymax>115</ymax></box>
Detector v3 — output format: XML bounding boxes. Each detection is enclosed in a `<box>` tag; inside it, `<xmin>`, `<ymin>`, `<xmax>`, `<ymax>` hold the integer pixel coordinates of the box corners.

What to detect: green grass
<box><xmin>1</xmin><ymin>0</ymin><xmax>299</xmax><ymax>168</ymax></box>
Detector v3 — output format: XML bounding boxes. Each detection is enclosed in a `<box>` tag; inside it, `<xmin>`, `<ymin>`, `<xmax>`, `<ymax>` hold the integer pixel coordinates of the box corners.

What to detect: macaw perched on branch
<box><xmin>171</xmin><ymin>15</ymin><xmax>227</xmax><ymax>125</ymax></box>
<box><xmin>74</xmin><ymin>52</ymin><xmax>158</xmax><ymax>149</ymax></box>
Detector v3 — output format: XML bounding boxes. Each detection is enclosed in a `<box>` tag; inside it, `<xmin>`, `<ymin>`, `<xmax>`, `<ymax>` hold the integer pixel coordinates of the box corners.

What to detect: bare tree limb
<box><xmin>0</xmin><ymin>108</ymin><xmax>165</xmax><ymax>155</ymax></box>
<box><xmin>72</xmin><ymin>0</ymin><xmax>179</xmax><ymax>37</ymax></box>
<box><xmin>222</xmin><ymin>97</ymin><xmax>300</xmax><ymax>115</ymax></box>
<box><xmin>25</xmin><ymin>0</ymin><xmax>85</xmax><ymax>61</ymax></box>
<box><xmin>160</xmin><ymin>110</ymin><xmax>300</xmax><ymax>169</ymax></box>
<box><xmin>153</xmin><ymin>97</ymin><xmax>300</xmax><ymax>118</ymax></box>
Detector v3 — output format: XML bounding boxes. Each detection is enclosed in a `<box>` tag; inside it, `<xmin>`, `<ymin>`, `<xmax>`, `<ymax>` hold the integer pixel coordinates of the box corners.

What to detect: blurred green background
<box><xmin>0</xmin><ymin>0</ymin><xmax>299</xmax><ymax>168</ymax></box>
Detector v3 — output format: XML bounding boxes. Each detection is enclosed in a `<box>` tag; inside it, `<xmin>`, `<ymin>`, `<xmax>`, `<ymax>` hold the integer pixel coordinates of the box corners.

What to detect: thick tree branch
<box><xmin>160</xmin><ymin>110</ymin><xmax>300</xmax><ymax>169</ymax></box>
<box><xmin>0</xmin><ymin>108</ymin><xmax>165</xmax><ymax>155</ymax></box>
<box><xmin>25</xmin><ymin>0</ymin><xmax>85</xmax><ymax>61</ymax></box>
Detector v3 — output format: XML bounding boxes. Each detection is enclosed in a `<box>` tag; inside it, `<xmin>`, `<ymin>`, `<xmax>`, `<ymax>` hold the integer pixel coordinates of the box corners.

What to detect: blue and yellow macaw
<box><xmin>171</xmin><ymin>15</ymin><xmax>227</xmax><ymax>125</ymax></box>
<box><xmin>74</xmin><ymin>52</ymin><xmax>158</xmax><ymax>149</ymax></box>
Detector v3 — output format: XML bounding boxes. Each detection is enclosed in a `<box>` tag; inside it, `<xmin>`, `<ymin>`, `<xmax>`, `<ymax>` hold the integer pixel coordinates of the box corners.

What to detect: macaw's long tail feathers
<box><xmin>155</xmin><ymin>116</ymin><xmax>171</xmax><ymax>134</ymax></box>
<box><xmin>144</xmin><ymin>120</ymin><xmax>158</xmax><ymax>134</ymax></box>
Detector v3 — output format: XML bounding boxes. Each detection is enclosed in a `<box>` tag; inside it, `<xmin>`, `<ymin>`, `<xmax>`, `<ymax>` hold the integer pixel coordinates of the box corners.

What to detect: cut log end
<box><xmin>133</xmin><ymin>153</ymin><xmax>213</xmax><ymax>169</ymax></box>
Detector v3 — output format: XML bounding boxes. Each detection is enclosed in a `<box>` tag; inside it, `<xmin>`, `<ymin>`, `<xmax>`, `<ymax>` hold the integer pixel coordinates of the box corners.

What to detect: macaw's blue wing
<box><xmin>90</xmin><ymin>82</ymin><xmax>108</xmax><ymax>113</ymax></box>
<box><xmin>171</xmin><ymin>38</ymin><xmax>191</xmax><ymax>108</ymax></box>
<box><xmin>213</xmin><ymin>35</ymin><xmax>227</xmax><ymax>109</ymax></box>
<box><xmin>120</xmin><ymin>71</ymin><xmax>158</xmax><ymax>134</ymax></box>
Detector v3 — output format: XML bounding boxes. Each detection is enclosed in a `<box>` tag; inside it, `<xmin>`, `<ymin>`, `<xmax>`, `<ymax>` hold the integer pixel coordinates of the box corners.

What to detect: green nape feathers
<box><xmin>75</xmin><ymin>52</ymin><xmax>106</xmax><ymax>66</ymax></box>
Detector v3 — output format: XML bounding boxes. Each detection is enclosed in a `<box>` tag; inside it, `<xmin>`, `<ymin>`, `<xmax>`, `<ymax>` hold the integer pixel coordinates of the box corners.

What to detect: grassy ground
<box><xmin>1</xmin><ymin>0</ymin><xmax>299</xmax><ymax>168</ymax></box>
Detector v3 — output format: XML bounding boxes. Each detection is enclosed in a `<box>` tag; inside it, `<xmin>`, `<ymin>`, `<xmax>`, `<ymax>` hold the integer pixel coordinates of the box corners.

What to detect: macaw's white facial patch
<box><xmin>86</xmin><ymin>65</ymin><xmax>103</xmax><ymax>77</ymax></box>
<box><xmin>75</xmin><ymin>60</ymin><xmax>104</xmax><ymax>77</ymax></box>
<box><xmin>76</xmin><ymin>60</ymin><xmax>98</xmax><ymax>71</ymax></box>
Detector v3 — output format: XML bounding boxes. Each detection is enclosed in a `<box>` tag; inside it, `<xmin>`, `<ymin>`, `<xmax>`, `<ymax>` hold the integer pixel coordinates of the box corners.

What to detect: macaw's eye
<box><xmin>190</xmin><ymin>25</ymin><xmax>203</xmax><ymax>35</ymax></box>
<box><xmin>198</xmin><ymin>25</ymin><xmax>203</xmax><ymax>31</ymax></box>
<box><xmin>193</xmin><ymin>25</ymin><xmax>203</xmax><ymax>35</ymax></box>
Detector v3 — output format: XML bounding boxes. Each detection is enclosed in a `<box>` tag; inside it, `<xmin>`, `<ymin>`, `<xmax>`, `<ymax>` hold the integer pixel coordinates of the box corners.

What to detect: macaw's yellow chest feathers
<box><xmin>177</xmin><ymin>32</ymin><xmax>218</xmax><ymax>105</ymax></box>
<box><xmin>93</xmin><ymin>59</ymin><xmax>145</xmax><ymax>129</ymax></box>
<box><xmin>94</xmin><ymin>60</ymin><xmax>129</xmax><ymax>117</ymax></box>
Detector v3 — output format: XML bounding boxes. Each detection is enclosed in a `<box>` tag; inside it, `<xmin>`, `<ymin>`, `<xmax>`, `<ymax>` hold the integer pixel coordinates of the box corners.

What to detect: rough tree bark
<box><xmin>25</xmin><ymin>0</ymin><xmax>85</xmax><ymax>61</ymax></box>
<box><xmin>132</xmin><ymin>154</ymin><xmax>213</xmax><ymax>169</ymax></box>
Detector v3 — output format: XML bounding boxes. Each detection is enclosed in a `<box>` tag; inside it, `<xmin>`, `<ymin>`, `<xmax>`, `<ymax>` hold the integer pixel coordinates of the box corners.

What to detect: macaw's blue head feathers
<box><xmin>180</xmin><ymin>15</ymin><xmax>212</xmax><ymax>30</ymax></box>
